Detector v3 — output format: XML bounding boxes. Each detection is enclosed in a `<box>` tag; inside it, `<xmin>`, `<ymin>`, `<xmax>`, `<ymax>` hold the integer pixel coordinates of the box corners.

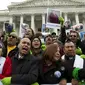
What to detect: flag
<box><xmin>4</xmin><ymin>22</ymin><xmax>14</xmax><ymax>34</ymax></box>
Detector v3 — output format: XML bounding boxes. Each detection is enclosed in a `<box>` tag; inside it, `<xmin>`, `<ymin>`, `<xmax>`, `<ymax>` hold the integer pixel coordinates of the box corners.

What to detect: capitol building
<box><xmin>0</xmin><ymin>0</ymin><xmax>85</xmax><ymax>34</ymax></box>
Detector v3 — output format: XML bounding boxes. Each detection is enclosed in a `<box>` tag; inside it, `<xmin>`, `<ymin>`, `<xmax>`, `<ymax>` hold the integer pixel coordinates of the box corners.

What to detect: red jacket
<box><xmin>0</xmin><ymin>57</ymin><xmax>12</xmax><ymax>79</ymax></box>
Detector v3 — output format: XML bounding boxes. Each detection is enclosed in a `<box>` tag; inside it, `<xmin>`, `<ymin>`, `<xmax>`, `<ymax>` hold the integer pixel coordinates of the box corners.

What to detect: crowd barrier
<box><xmin>0</xmin><ymin>81</ymin><xmax>71</xmax><ymax>85</ymax></box>
<box><xmin>41</xmin><ymin>83</ymin><xmax>71</xmax><ymax>85</ymax></box>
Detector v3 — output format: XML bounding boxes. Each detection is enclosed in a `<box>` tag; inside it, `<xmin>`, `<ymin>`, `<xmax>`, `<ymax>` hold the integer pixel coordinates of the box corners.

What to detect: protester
<box><xmin>3</xmin><ymin>32</ymin><xmax>19</xmax><ymax>58</ymax></box>
<box><xmin>69</xmin><ymin>31</ymin><xmax>82</xmax><ymax>55</ymax></box>
<box><xmin>31</xmin><ymin>36</ymin><xmax>43</xmax><ymax>60</ymax></box>
<box><xmin>45</xmin><ymin>34</ymin><xmax>53</xmax><ymax>46</ymax></box>
<box><xmin>80</xmin><ymin>34</ymin><xmax>85</xmax><ymax>54</ymax></box>
<box><xmin>38</xmin><ymin>43</ymin><xmax>74</xmax><ymax>84</ymax></box>
<box><xmin>23</xmin><ymin>28</ymin><xmax>34</xmax><ymax>40</ymax></box>
<box><xmin>62</xmin><ymin>40</ymin><xmax>84</xmax><ymax>85</ymax></box>
<box><xmin>0</xmin><ymin>31</ymin><xmax>7</xmax><ymax>57</ymax></box>
<box><xmin>1</xmin><ymin>38</ymin><xmax>39</xmax><ymax>85</ymax></box>
<box><xmin>41</xmin><ymin>34</ymin><xmax>53</xmax><ymax>50</ymax></box>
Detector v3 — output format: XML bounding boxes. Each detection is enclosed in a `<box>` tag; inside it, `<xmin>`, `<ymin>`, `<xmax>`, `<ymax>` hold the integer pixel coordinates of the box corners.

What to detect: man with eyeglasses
<box><xmin>7</xmin><ymin>32</ymin><xmax>18</xmax><ymax>55</ymax></box>
<box><xmin>69</xmin><ymin>31</ymin><xmax>82</xmax><ymax>55</ymax></box>
<box><xmin>3</xmin><ymin>32</ymin><xmax>19</xmax><ymax>57</ymax></box>
<box><xmin>69</xmin><ymin>31</ymin><xmax>78</xmax><ymax>45</ymax></box>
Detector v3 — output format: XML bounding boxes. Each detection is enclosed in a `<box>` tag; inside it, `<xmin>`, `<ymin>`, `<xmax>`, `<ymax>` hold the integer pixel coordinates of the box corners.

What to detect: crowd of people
<box><xmin>0</xmin><ymin>19</ymin><xmax>85</xmax><ymax>85</ymax></box>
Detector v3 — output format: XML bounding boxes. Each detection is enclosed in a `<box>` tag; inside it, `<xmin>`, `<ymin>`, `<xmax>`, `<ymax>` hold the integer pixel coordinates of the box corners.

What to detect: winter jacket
<box><xmin>10</xmin><ymin>52</ymin><xmax>39</xmax><ymax>85</ymax></box>
<box><xmin>38</xmin><ymin>60</ymin><xmax>73</xmax><ymax>84</ymax></box>
<box><xmin>0</xmin><ymin>57</ymin><xmax>11</xmax><ymax>79</ymax></box>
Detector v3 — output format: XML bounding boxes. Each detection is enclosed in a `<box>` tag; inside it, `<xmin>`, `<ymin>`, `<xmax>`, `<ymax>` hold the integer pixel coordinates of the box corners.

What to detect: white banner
<box><xmin>46</xmin><ymin>23</ymin><xmax>61</xmax><ymax>29</ymax></box>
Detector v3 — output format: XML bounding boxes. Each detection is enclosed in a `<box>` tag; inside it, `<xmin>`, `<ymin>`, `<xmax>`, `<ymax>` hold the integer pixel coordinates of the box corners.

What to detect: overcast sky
<box><xmin>0</xmin><ymin>0</ymin><xmax>25</xmax><ymax>10</ymax></box>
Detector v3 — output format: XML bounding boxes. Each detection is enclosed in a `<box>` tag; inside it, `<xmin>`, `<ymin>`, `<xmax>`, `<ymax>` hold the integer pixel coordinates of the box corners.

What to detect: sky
<box><xmin>0</xmin><ymin>0</ymin><xmax>25</xmax><ymax>10</ymax></box>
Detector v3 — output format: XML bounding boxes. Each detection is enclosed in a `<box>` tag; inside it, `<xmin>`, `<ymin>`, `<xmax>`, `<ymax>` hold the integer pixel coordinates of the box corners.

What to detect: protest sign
<box><xmin>3</xmin><ymin>22</ymin><xmax>14</xmax><ymax>34</ymax></box>
<box><xmin>19</xmin><ymin>23</ymin><xmax>29</xmax><ymax>38</ymax></box>
<box><xmin>46</xmin><ymin>8</ymin><xmax>61</xmax><ymax>29</ymax></box>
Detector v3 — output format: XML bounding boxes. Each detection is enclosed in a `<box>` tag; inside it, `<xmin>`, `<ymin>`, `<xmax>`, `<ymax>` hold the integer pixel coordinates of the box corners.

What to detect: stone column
<box><xmin>83</xmin><ymin>19</ymin><xmax>85</xmax><ymax>31</ymax></box>
<box><xmin>19</xmin><ymin>15</ymin><xmax>23</xmax><ymax>37</ymax></box>
<box><xmin>42</xmin><ymin>14</ymin><xmax>45</xmax><ymax>24</ymax></box>
<box><xmin>3</xmin><ymin>22</ymin><xmax>5</xmax><ymax>31</ymax></box>
<box><xmin>64</xmin><ymin>13</ymin><xmax>68</xmax><ymax>22</ymax></box>
<box><xmin>72</xmin><ymin>20</ymin><xmax>76</xmax><ymax>25</ymax></box>
<box><xmin>31</xmin><ymin>14</ymin><xmax>35</xmax><ymax>32</ymax></box>
<box><xmin>75</xmin><ymin>13</ymin><xmax>79</xmax><ymax>24</ymax></box>
<box><xmin>9</xmin><ymin>16</ymin><xmax>13</xmax><ymax>24</ymax></box>
<box><xmin>82</xmin><ymin>14</ymin><xmax>85</xmax><ymax>31</ymax></box>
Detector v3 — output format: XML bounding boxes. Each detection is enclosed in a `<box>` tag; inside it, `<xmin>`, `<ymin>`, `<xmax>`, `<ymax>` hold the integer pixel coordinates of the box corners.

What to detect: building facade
<box><xmin>0</xmin><ymin>0</ymin><xmax>85</xmax><ymax>34</ymax></box>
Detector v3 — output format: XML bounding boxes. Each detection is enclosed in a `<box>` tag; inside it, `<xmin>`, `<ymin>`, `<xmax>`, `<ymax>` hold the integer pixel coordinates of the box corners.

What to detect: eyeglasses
<box><xmin>8</xmin><ymin>35</ymin><xmax>16</xmax><ymax>38</ymax></box>
<box><xmin>70</xmin><ymin>35</ymin><xmax>77</xmax><ymax>37</ymax></box>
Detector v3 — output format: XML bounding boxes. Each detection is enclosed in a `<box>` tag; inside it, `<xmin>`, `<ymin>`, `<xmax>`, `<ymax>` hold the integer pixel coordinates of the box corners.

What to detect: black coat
<box><xmin>11</xmin><ymin>52</ymin><xmax>39</xmax><ymax>85</ymax></box>
<box><xmin>38</xmin><ymin>60</ymin><xmax>73</xmax><ymax>84</ymax></box>
<box><xmin>80</xmin><ymin>40</ymin><xmax>85</xmax><ymax>54</ymax></box>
